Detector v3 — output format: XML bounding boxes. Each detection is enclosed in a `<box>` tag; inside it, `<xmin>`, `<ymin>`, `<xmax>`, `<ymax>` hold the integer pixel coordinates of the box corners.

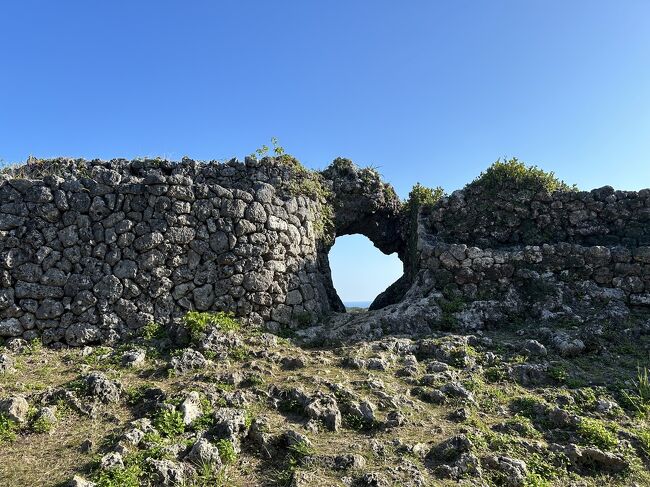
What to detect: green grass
<box><xmin>0</xmin><ymin>413</ymin><xmax>17</xmax><ymax>443</ymax></box>
<box><xmin>183</xmin><ymin>311</ymin><xmax>241</xmax><ymax>342</ymax></box>
<box><xmin>31</xmin><ymin>415</ymin><xmax>55</xmax><ymax>434</ymax></box>
<box><xmin>577</xmin><ymin>417</ymin><xmax>618</xmax><ymax>450</ymax></box>
<box><xmin>95</xmin><ymin>465</ymin><xmax>141</xmax><ymax>487</ymax></box>
<box><xmin>216</xmin><ymin>439</ymin><xmax>237</xmax><ymax>465</ymax></box>
<box><xmin>229</xmin><ymin>345</ymin><xmax>249</xmax><ymax>361</ymax></box>
<box><xmin>152</xmin><ymin>409</ymin><xmax>185</xmax><ymax>438</ymax></box>
<box><xmin>141</xmin><ymin>321</ymin><xmax>167</xmax><ymax>340</ymax></box>
<box><xmin>637</xmin><ymin>427</ymin><xmax>650</xmax><ymax>456</ymax></box>
<box><xmin>288</xmin><ymin>440</ymin><xmax>315</xmax><ymax>459</ymax></box>
<box><xmin>623</xmin><ymin>367</ymin><xmax>650</xmax><ymax>417</ymax></box>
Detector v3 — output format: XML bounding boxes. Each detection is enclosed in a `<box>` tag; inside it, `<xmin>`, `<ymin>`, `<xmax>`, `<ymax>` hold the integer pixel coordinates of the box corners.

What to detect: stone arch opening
<box><xmin>328</xmin><ymin>234</ymin><xmax>403</xmax><ymax>310</ymax></box>
<box><xmin>319</xmin><ymin>158</ymin><xmax>412</xmax><ymax>313</ymax></box>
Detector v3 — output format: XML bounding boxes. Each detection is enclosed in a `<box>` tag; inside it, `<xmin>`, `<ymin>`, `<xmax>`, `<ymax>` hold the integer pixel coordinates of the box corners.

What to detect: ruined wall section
<box><xmin>413</xmin><ymin>186</ymin><xmax>650</xmax><ymax>327</ymax></box>
<box><xmin>427</xmin><ymin>185</ymin><xmax>650</xmax><ymax>247</ymax></box>
<box><xmin>0</xmin><ymin>158</ymin><xmax>335</xmax><ymax>345</ymax></box>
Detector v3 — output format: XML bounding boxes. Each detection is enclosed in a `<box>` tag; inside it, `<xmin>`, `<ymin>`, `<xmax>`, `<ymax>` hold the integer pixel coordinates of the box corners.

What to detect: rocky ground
<box><xmin>0</xmin><ymin>312</ymin><xmax>649</xmax><ymax>487</ymax></box>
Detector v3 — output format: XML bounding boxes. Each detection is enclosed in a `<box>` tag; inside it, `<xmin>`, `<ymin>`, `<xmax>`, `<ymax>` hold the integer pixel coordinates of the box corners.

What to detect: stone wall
<box><xmin>0</xmin><ymin>158</ymin><xmax>342</xmax><ymax>345</ymax></box>
<box><xmin>427</xmin><ymin>185</ymin><xmax>650</xmax><ymax>247</ymax></box>
<box><xmin>409</xmin><ymin>185</ymin><xmax>650</xmax><ymax>331</ymax></box>
<box><xmin>1</xmin><ymin>156</ymin><xmax>649</xmax><ymax>345</ymax></box>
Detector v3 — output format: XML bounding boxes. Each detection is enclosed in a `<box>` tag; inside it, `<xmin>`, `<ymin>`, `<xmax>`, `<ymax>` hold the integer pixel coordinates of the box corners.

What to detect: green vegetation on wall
<box><xmin>468</xmin><ymin>157</ymin><xmax>575</xmax><ymax>194</ymax></box>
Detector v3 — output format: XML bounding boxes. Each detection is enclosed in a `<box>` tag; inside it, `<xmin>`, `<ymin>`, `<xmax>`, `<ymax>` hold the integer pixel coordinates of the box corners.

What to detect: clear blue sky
<box><xmin>2</xmin><ymin>1</ymin><xmax>649</xmax><ymax>301</ymax></box>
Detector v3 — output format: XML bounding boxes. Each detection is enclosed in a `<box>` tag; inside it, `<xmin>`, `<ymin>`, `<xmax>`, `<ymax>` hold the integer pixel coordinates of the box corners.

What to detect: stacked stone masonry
<box><xmin>1</xmin><ymin>157</ymin><xmax>649</xmax><ymax>345</ymax></box>
<box><xmin>416</xmin><ymin>185</ymin><xmax>650</xmax><ymax>319</ymax></box>
<box><xmin>0</xmin><ymin>158</ymin><xmax>336</xmax><ymax>345</ymax></box>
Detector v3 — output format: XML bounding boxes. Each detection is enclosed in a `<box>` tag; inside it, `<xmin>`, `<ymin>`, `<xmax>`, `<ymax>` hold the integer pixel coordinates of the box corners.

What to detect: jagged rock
<box><xmin>0</xmin><ymin>353</ymin><xmax>15</xmax><ymax>374</ymax></box>
<box><xmin>68</xmin><ymin>475</ymin><xmax>96</xmax><ymax>487</ymax></box>
<box><xmin>384</xmin><ymin>410</ymin><xmax>406</xmax><ymax>428</ymax></box>
<box><xmin>550</xmin><ymin>332</ymin><xmax>586</xmax><ymax>357</ymax></box>
<box><xmin>355</xmin><ymin>472</ymin><xmax>390</xmax><ymax>487</ymax></box>
<box><xmin>0</xmin><ymin>395</ymin><xmax>29</xmax><ymax>423</ymax></box>
<box><xmin>147</xmin><ymin>458</ymin><xmax>185</xmax><ymax>486</ymax></box>
<box><xmin>0</xmin><ymin>318</ymin><xmax>23</xmax><ymax>337</ymax></box>
<box><xmin>427</xmin><ymin>434</ymin><xmax>482</xmax><ymax>479</ymax></box>
<box><xmin>84</xmin><ymin>372</ymin><xmax>122</xmax><ymax>404</ymax></box>
<box><xmin>35</xmin><ymin>406</ymin><xmax>57</xmax><ymax>430</ymax></box>
<box><xmin>169</xmin><ymin>349</ymin><xmax>207</xmax><ymax>374</ymax></box>
<box><xmin>564</xmin><ymin>444</ymin><xmax>628</xmax><ymax>472</ymax></box>
<box><xmin>425</xmin><ymin>361</ymin><xmax>451</xmax><ymax>373</ymax></box>
<box><xmin>186</xmin><ymin>438</ymin><xmax>222</xmax><ymax>466</ymax></box>
<box><xmin>342</xmin><ymin>399</ymin><xmax>376</xmax><ymax>426</ymax></box>
<box><xmin>197</xmin><ymin>331</ymin><xmax>242</xmax><ymax>360</ymax></box>
<box><xmin>304</xmin><ymin>393</ymin><xmax>342</xmax><ymax>432</ymax></box>
<box><xmin>509</xmin><ymin>363</ymin><xmax>549</xmax><ymax>386</ymax></box>
<box><xmin>212</xmin><ymin>407</ymin><xmax>248</xmax><ymax>442</ymax></box>
<box><xmin>248</xmin><ymin>417</ymin><xmax>273</xmax><ymax>452</ymax></box>
<box><xmin>65</xmin><ymin>324</ymin><xmax>102</xmax><ymax>346</ymax></box>
<box><xmin>439</xmin><ymin>382</ymin><xmax>474</xmax><ymax>403</ymax></box>
<box><xmin>121</xmin><ymin>348</ymin><xmax>146</xmax><ymax>367</ymax></box>
<box><xmin>280</xmin><ymin>356</ymin><xmax>306</xmax><ymax>370</ymax></box>
<box><xmin>4</xmin><ymin>338</ymin><xmax>28</xmax><ymax>353</ymax></box>
<box><xmin>482</xmin><ymin>455</ymin><xmax>528</xmax><ymax>486</ymax></box>
<box><xmin>284</xmin><ymin>429</ymin><xmax>312</xmax><ymax>449</ymax></box>
<box><xmin>521</xmin><ymin>339</ymin><xmax>547</xmax><ymax>356</ymax></box>
<box><xmin>121</xmin><ymin>428</ymin><xmax>145</xmax><ymax>447</ymax></box>
<box><xmin>100</xmin><ymin>451</ymin><xmax>124</xmax><ymax>470</ymax></box>
<box><xmin>412</xmin><ymin>387</ymin><xmax>447</xmax><ymax>404</ymax></box>
<box><xmin>180</xmin><ymin>391</ymin><xmax>203</xmax><ymax>426</ymax></box>
<box><xmin>367</xmin><ymin>357</ymin><xmax>391</xmax><ymax>371</ymax></box>
<box><xmin>333</xmin><ymin>453</ymin><xmax>366</xmax><ymax>470</ymax></box>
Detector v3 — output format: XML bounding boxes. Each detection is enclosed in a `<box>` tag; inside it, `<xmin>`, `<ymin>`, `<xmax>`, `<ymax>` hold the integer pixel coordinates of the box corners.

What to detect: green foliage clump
<box><xmin>183</xmin><ymin>311</ymin><xmax>241</xmax><ymax>342</ymax></box>
<box><xmin>502</xmin><ymin>415</ymin><xmax>540</xmax><ymax>438</ymax></box>
<box><xmin>229</xmin><ymin>345</ymin><xmax>249</xmax><ymax>362</ymax></box>
<box><xmin>153</xmin><ymin>408</ymin><xmax>185</xmax><ymax>438</ymax></box>
<box><xmin>288</xmin><ymin>440</ymin><xmax>315</xmax><ymax>459</ymax></box>
<box><xmin>548</xmin><ymin>365</ymin><xmax>568</xmax><ymax>383</ymax></box>
<box><xmin>191</xmin><ymin>397</ymin><xmax>216</xmax><ymax>431</ymax></box>
<box><xmin>141</xmin><ymin>321</ymin><xmax>166</xmax><ymax>341</ymax></box>
<box><xmin>125</xmin><ymin>384</ymin><xmax>151</xmax><ymax>406</ymax></box>
<box><xmin>523</xmin><ymin>472</ymin><xmax>552</xmax><ymax>487</ymax></box>
<box><xmin>244</xmin><ymin>373</ymin><xmax>265</xmax><ymax>387</ymax></box>
<box><xmin>577</xmin><ymin>417</ymin><xmax>618</xmax><ymax>450</ymax></box>
<box><xmin>469</xmin><ymin>157</ymin><xmax>574</xmax><ymax>194</ymax></box>
<box><xmin>216</xmin><ymin>439</ymin><xmax>237</xmax><ymax>465</ymax></box>
<box><xmin>485</xmin><ymin>366</ymin><xmax>508</xmax><ymax>383</ymax></box>
<box><xmin>404</xmin><ymin>183</ymin><xmax>445</xmax><ymax>213</ymax></box>
<box><xmin>95</xmin><ymin>465</ymin><xmax>141</xmax><ymax>487</ymax></box>
<box><xmin>0</xmin><ymin>414</ymin><xmax>17</xmax><ymax>443</ymax></box>
<box><xmin>436</xmin><ymin>296</ymin><xmax>465</xmax><ymax>332</ymax></box>
<box><xmin>622</xmin><ymin>367</ymin><xmax>650</xmax><ymax>417</ymax></box>
<box><xmin>638</xmin><ymin>427</ymin><xmax>650</xmax><ymax>456</ymax></box>
<box><xmin>510</xmin><ymin>396</ymin><xmax>547</xmax><ymax>422</ymax></box>
<box><xmin>31</xmin><ymin>414</ymin><xmax>55</xmax><ymax>434</ymax></box>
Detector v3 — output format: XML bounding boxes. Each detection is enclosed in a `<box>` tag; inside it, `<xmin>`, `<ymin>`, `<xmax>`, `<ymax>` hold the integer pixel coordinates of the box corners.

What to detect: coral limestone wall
<box><xmin>1</xmin><ymin>156</ymin><xmax>648</xmax><ymax>346</ymax></box>
<box><xmin>0</xmin><ymin>158</ymin><xmax>342</xmax><ymax>345</ymax></box>
<box><xmin>411</xmin><ymin>177</ymin><xmax>650</xmax><ymax>331</ymax></box>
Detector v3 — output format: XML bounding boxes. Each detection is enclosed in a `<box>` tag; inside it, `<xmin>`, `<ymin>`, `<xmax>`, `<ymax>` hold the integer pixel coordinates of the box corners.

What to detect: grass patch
<box><xmin>141</xmin><ymin>321</ymin><xmax>167</xmax><ymax>341</ymax></box>
<box><xmin>95</xmin><ymin>464</ymin><xmax>141</xmax><ymax>487</ymax></box>
<box><xmin>577</xmin><ymin>417</ymin><xmax>618</xmax><ymax>450</ymax></box>
<box><xmin>183</xmin><ymin>311</ymin><xmax>241</xmax><ymax>342</ymax></box>
<box><xmin>152</xmin><ymin>409</ymin><xmax>185</xmax><ymax>438</ymax></box>
<box><xmin>0</xmin><ymin>413</ymin><xmax>18</xmax><ymax>443</ymax></box>
<box><xmin>216</xmin><ymin>439</ymin><xmax>237</xmax><ymax>465</ymax></box>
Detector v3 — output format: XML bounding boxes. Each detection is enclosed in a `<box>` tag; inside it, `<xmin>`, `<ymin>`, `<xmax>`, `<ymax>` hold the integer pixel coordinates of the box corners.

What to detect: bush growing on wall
<box><xmin>468</xmin><ymin>157</ymin><xmax>575</xmax><ymax>194</ymax></box>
